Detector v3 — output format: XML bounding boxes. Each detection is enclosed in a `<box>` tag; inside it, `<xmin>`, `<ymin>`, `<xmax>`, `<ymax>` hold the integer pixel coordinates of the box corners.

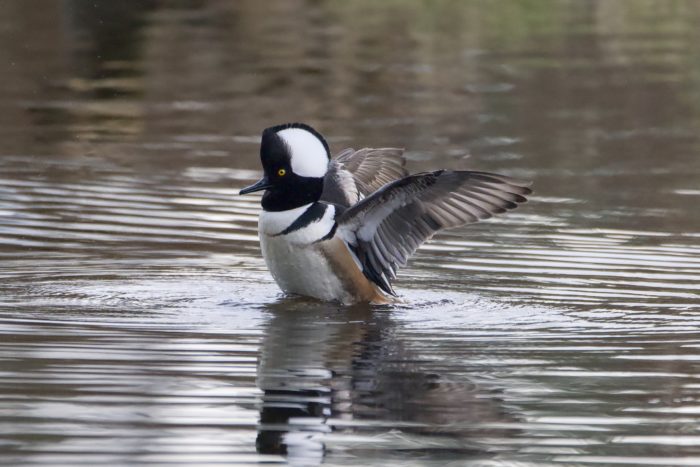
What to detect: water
<box><xmin>1</xmin><ymin>1</ymin><xmax>699</xmax><ymax>465</ymax></box>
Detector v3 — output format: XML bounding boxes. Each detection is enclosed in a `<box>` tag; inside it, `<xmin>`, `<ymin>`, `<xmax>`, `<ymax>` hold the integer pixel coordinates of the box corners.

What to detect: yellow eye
<box><xmin>277</xmin><ymin>168</ymin><xmax>286</xmax><ymax>177</ymax></box>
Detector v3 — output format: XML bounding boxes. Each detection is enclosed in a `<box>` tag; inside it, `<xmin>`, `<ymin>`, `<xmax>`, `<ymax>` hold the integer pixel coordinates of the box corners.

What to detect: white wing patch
<box><xmin>356</xmin><ymin>200</ymin><xmax>399</xmax><ymax>242</ymax></box>
<box><xmin>278</xmin><ymin>128</ymin><xmax>329</xmax><ymax>178</ymax></box>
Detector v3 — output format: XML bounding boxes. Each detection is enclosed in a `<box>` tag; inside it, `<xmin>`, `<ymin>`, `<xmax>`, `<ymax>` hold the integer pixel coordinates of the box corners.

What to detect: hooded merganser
<box><xmin>240</xmin><ymin>123</ymin><xmax>531</xmax><ymax>304</ymax></box>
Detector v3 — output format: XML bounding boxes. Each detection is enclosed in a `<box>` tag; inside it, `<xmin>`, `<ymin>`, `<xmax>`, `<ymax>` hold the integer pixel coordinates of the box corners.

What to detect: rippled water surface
<box><xmin>2</xmin><ymin>1</ymin><xmax>700</xmax><ymax>465</ymax></box>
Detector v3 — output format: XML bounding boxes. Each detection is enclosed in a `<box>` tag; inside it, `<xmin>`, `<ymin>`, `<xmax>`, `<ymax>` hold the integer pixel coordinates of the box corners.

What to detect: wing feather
<box><xmin>321</xmin><ymin>148</ymin><xmax>408</xmax><ymax>207</ymax></box>
<box><xmin>335</xmin><ymin>147</ymin><xmax>408</xmax><ymax>194</ymax></box>
<box><xmin>338</xmin><ymin>170</ymin><xmax>532</xmax><ymax>295</ymax></box>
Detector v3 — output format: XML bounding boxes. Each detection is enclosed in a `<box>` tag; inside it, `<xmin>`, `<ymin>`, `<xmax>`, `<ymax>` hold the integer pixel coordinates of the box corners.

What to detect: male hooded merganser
<box><xmin>240</xmin><ymin>123</ymin><xmax>531</xmax><ymax>304</ymax></box>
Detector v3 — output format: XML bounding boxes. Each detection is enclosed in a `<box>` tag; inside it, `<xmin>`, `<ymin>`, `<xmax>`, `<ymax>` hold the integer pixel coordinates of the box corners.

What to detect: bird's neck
<box><xmin>261</xmin><ymin>180</ymin><xmax>323</xmax><ymax>212</ymax></box>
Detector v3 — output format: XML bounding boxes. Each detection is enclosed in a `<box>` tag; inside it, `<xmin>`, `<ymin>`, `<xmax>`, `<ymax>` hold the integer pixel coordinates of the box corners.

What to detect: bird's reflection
<box><xmin>255</xmin><ymin>297</ymin><xmax>517</xmax><ymax>464</ymax></box>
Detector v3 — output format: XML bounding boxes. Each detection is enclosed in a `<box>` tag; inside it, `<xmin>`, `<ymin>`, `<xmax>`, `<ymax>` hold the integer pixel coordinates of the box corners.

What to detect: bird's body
<box><xmin>258</xmin><ymin>201</ymin><xmax>389</xmax><ymax>304</ymax></box>
<box><xmin>240</xmin><ymin>123</ymin><xmax>531</xmax><ymax>304</ymax></box>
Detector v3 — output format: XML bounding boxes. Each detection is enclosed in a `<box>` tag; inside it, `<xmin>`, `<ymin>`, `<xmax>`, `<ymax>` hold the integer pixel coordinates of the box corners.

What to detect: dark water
<box><xmin>1</xmin><ymin>1</ymin><xmax>700</xmax><ymax>465</ymax></box>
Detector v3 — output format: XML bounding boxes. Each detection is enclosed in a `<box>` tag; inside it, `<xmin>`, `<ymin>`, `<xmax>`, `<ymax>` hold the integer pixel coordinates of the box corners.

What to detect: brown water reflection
<box><xmin>1</xmin><ymin>0</ymin><xmax>700</xmax><ymax>465</ymax></box>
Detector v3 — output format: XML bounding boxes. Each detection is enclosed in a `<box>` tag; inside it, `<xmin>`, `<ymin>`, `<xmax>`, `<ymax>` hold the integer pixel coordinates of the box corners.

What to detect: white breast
<box><xmin>260</xmin><ymin>234</ymin><xmax>349</xmax><ymax>302</ymax></box>
<box><xmin>259</xmin><ymin>203</ymin><xmax>336</xmax><ymax>245</ymax></box>
<box><xmin>259</xmin><ymin>203</ymin><xmax>351</xmax><ymax>302</ymax></box>
<box><xmin>259</xmin><ymin>204</ymin><xmax>310</xmax><ymax>237</ymax></box>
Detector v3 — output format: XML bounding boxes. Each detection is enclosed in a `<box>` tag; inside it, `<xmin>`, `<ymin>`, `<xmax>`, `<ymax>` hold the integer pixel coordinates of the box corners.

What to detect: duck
<box><xmin>239</xmin><ymin>123</ymin><xmax>531</xmax><ymax>304</ymax></box>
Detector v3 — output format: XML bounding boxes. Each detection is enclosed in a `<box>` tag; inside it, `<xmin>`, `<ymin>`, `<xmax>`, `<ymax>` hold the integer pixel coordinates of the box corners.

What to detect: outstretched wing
<box><xmin>334</xmin><ymin>147</ymin><xmax>408</xmax><ymax>195</ymax></box>
<box><xmin>337</xmin><ymin>170</ymin><xmax>532</xmax><ymax>295</ymax></box>
<box><xmin>321</xmin><ymin>148</ymin><xmax>408</xmax><ymax>207</ymax></box>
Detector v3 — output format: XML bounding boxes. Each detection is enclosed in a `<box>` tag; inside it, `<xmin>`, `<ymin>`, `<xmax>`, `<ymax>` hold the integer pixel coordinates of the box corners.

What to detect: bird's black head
<box><xmin>239</xmin><ymin>123</ymin><xmax>330</xmax><ymax>212</ymax></box>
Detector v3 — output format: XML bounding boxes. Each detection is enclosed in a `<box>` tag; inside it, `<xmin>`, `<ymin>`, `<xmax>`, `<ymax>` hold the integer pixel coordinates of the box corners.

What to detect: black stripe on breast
<box><xmin>315</xmin><ymin>222</ymin><xmax>338</xmax><ymax>243</ymax></box>
<box><xmin>273</xmin><ymin>202</ymin><xmax>327</xmax><ymax>236</ymax></box>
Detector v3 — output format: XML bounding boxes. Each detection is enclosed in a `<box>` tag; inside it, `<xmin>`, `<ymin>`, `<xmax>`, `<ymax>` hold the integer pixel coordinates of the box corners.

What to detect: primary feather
<box><xmin>337</xmin><ymin>170</ymin><xmax>532</xmax><ymax>295</ymax></box>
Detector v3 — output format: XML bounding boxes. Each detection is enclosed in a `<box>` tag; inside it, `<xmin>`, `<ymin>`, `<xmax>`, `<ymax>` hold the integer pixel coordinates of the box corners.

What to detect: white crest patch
<box><xmin>277</xmin><ymin>128</ymin><xmax>329</xmax><ymax>178</ymax></box>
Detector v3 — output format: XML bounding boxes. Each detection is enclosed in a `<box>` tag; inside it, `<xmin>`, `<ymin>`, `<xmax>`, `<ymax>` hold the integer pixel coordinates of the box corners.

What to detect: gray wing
<box><xmin>321</xmin><ymin>148</ymin><xmax>408</xmax><ymax>207</ymax></box>
<box><xmin>337</xmin><ymin>170</ymin><xmax>532</xmax><ymax>295</ymax></box>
